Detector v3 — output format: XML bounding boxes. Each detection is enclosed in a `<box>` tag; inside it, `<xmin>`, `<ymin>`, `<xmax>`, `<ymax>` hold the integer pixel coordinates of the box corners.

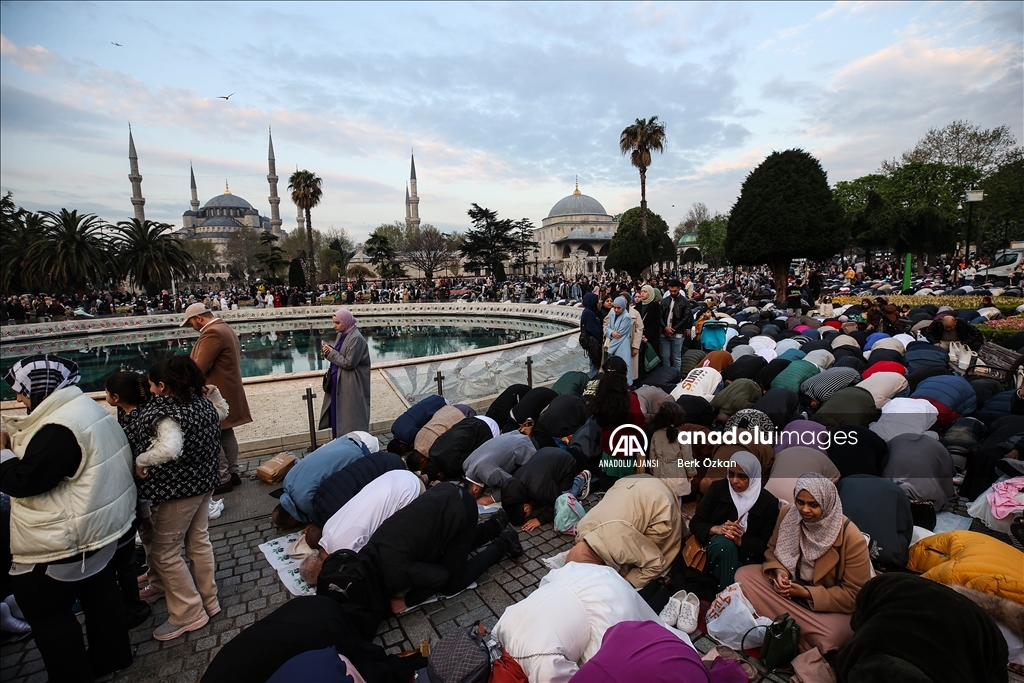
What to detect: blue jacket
<box><xmin>972</xmin><ymin>390</ymin><xmax>1014</xmax><ymax>425</ymax></box>
<box><xmin>279</xmin><ymin>437</ymin><xmax>368</xmax><ymax>523</ymax></box>
<box><xmin>309</xmin><ymin>452</ymin><xmax>405</xmax><ymax>527</ymax></box>
<box><xmin>911</xmin><ymin>375</ymin><xmax>977</xmax><ymax>416</ymax></box>
<box><xmin>391</xmin><ymin>395</ymin><xmax>447</xmax><ymax>446</ymax></box>
<box><xmin>904</xmin><ymin>341</ymin><xmax>950</xmax><ymax>374</ymax></box>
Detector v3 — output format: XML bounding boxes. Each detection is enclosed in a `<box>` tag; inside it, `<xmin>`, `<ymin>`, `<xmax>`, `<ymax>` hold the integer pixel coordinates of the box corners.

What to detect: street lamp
<box><xmin>533</xmin><ymin>247</ymin><xmax>539</xmax><ymax>278</ymax></box>
<box><xmin>963</xmin><ymin>188</ymin><xmax>984</xmax><ymax>266</ymax></box>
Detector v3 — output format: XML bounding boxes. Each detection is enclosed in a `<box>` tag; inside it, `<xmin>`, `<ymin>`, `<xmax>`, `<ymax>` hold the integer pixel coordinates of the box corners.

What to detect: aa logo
<box><xmin>610</xmin><ymin>424</ymin><xmax>648</xmax><ymax>460</ymax></box>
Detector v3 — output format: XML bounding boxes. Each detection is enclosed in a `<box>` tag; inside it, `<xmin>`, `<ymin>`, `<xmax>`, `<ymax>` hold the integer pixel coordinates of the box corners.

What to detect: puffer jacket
<box><xmin>710</xmin><ymin>379</ymin><xmax>762</xmax><ymax>417</ymax></box>
<box><xmin>907</xmin><ymin>531</ymin><xmax>1024</xmax><ymax>605</ymax></box>
<box><xmin>771</xmin><ymin>359</ymin><xmax>820</xmax><ymax>393</ymax></box>
<box><xmin>912</xmin><ymin>375</ymin><xmax>978</xmax><ymax>416</ymax></box>
<box><xmin>391</xmin><ymin>395</ymin><xmax>447</xmax><ymax>446</ymax></box>
<box><xmin>310</xmin><ymin>452</ymin><xmax>405</xmax><ymax>527</ymax></box>
<box><xmin>904</xmin><ymin>341</ymin><xmax>950</xmax><ymax>374</ymax></box>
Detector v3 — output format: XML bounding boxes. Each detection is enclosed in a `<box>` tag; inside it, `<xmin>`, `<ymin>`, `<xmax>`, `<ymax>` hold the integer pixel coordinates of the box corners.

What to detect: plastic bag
<box><xmin>705</xmin><ymin>582</ymin><xmax>772</xmax><ymax>649</ymax></box>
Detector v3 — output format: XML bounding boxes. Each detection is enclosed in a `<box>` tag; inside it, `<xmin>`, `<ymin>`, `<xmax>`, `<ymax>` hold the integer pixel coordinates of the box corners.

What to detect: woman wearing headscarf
<box><xmin>587</xmin><ymin>357</ymin><xmax>644</xmax><ymax>480</ymax></box>
<box><xmin>881</xmin><ymin>433</ymin><xmax>957</xmax><ymax>513</ymax></box>
<box><xmin>826</xmin><ymin>424</ymin><xmax>889</xmax><ymax>478</ymax></box>
<box><xmin>510</xmin><ymin>387</ymin><xmax>558</xmax><ymax>432</ymax></box>
<box><xmin>687</xmin><ymin>453</ymin><xmax>781</xmax><ymax>596</ymax></box>
<box><xmin>1</xmin><ymin>355</ymin><xmax>136</xmax><ymax>680</ymax></box>
<box><xmin>812</xmin><ymin>386</ymin><xmax>879</xmax><ymax>430</ymax></box>
<box><xmin>699</xmin><ymin>411</ymin><xmax>777</xmax><ymax>494</ymax></box>
<box><xmin>319</xmin><ymin>308</ymin><xmax>371</xmax><ymax>439</ymax></box>
<box><xmin>700</xmin><ymin>350</ymin><xmax>734</xmax><ymax>373</ymax></box>
<box><xmin>636</xmin><ymin>285</ymin><xmax>662</xmax><ymax>383</ymax></box>
<box><xmin>753</xmin><ymin>388</ymin><xmax>800</xmax><ymax>430</ymax></box>
<box><xmin>735</xmin><ymin>473</ymin><xmax>872</xmax><ymax>654</ymax></box>
<box><xmin>710</xmin><ymin>378</ymin><xmax>762</xmax><ymax>423</ymax></box>
<box><xmin>580</xmin><ymin>293</ymin><xmax>604</xmax><ymax>377</ymax></box>
<box><xmin>533</xmin><ymin>394</ymin><xmax>589</xmax><ymax>449</ymax></box>
<box><xmin>605</xmin><ymin>297</ymin><xmax>634</xmax><ymax>385</ymax></box>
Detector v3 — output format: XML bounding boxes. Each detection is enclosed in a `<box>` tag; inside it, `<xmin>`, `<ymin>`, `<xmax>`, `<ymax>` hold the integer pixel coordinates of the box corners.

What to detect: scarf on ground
<box><xmin>774</xmin><ymin>473</ymin><xmax>844</xmax><ymax>582</ymax></box>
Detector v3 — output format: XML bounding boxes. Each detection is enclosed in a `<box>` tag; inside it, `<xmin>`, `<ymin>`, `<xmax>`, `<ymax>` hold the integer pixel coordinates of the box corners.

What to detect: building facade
<box><xmin>533</xmin><ymin>181</ymin><xmax>619</xmax><ymax>276</ymax></box>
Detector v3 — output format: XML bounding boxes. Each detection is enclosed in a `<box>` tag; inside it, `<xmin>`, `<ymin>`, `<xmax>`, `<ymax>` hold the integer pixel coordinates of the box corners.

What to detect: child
<box><xmin>647</xmin><ymin>402</ymin><xmax>696</xmax><ymax>501</ymax></box>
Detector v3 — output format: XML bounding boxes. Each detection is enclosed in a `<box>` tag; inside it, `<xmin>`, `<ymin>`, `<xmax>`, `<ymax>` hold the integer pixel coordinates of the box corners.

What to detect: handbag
<box><xmin>741</xmin><ymin>612</ymin><xmax>800</xmax><ymax>671</ymax></box>
<box><xmin>643</xmin><ymin>342</ymin><xmax>661</xmax><ymax>372</ymax></box>
<box><xmin>682</xmin><ymin>534</ymin><xmax>707</xmax><ymax>572</ymax></box>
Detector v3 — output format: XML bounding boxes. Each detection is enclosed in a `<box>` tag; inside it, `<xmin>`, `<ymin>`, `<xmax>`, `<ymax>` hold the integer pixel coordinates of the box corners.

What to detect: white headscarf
<box><xmin>728</xmin><ymin>451</ymin><xmax>762</xmax><ymax>531</ymax></box>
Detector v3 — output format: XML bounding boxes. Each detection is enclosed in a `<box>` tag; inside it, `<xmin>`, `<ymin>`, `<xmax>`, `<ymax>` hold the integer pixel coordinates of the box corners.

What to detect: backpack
<box><xmin>700</xmin><ymin>321</ymin><xmax>728</xmax><ymax>351</ymax></box>
<box><xmin>418</xmin><ymin>622</ymin><xmax>491</xmax><ymax>683</ymax></box>
<box><xmin>554</xmin><ymin>493</ymin><xmax>586</xmax><ymax>534</ymax></box>
<box><xmin>316</xmin><ymin>549</ymin><xmax>389</xmax><ymax>641</ymax></box>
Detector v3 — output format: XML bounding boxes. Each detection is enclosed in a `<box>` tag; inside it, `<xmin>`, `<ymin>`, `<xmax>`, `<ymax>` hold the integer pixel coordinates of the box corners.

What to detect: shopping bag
<box><xmin>705</xmin><ymin>582</ymin><xmax>772</xmax><ymax>649</ymax></box>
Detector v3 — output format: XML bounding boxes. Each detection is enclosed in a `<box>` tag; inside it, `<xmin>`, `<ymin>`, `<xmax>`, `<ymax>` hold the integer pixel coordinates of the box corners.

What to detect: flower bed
<box><xmin>833</xmin><ymin>295</ymin><xmax>1023</xmax><ymax>316</ymax></box>
<box><xmin>978</xmin><ymin>316</ymin><xmax>1024</xmax><ymax>344</ymax></box>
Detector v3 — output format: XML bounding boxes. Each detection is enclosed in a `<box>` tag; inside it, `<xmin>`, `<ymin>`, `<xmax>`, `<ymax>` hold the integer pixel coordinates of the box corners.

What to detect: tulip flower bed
<box><xmin>978</xmin><ymin>316</ymin><xmax>1024</xmax><ymax>344</ymax></box>
<box><xmin>833</xmin><ymin>295</ymin><xmax>1023</xmax><ymax>316</ymax></box>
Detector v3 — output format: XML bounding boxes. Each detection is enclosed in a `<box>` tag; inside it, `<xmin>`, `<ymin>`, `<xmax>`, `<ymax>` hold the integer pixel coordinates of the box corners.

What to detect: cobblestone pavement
<box><xmin>2</xmin><ymin>471</ymin><xmax>1021</xmax><ymax>683</ymax></box>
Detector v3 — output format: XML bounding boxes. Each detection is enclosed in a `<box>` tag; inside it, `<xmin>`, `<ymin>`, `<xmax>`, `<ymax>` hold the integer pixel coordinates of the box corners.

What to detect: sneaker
<box><xmin>208</xmin><ymin>498</ymin><xmax>225</xmax><ymax>520</ymax></box>
<box><xmin>578</xmin><ymin>470</ymin><xmax>592</xmax><ymax>500</ymax></box>
<box><xmin>499</xmin><ymin>524</ymin><xmax>524</xmax><ymax>560</ymax></box>
<box><xmin>0</xmin><ymin>601</ymin><xmax>31</xmax><ymax>637</ymax></box>
<box><xmin>659</xmin><ymin>589</ymin><xmax>685</xmax><ymax>628</ymax></box>
<box><xmin>139</xmin><ymin>584</ymin><xmax>164</xmax><ymax>604</ymax></box>
<box><xmin>152</xmin><ymin>613</ymin><xmax>209</xmax><ymax>642</ymax></box>
<box><xmin>213</xmin><ymin>481</ymin><xmax>233</xmax><ymax>495</ymax></box>
<box><xmin>230</xmin><ymin>473</ymin><xmax>242</xmax><ymax>487</ymax></box>
<box><xmin>206</xmin><ymin>603</ymin><xmax>222</xmax><ymax>618</ymax></box>
<box><xmin>677</xmin><ymin>592</ymin><xmax>700</xmax><ymax>634</ymax></box>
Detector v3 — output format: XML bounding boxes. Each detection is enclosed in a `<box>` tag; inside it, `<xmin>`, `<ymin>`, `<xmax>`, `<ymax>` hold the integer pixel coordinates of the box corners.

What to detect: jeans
<box><xmin>568</xmin><ymin>473</ymin><xmax>587</xmax><ymax>498</ymax></box>
<box><xmin>12</xmin><ymin>561</ymin><xmax>132</xmax><ymax>682</ymax></box>
<box><xmin>141</xmin><ymin>491</ymin><xmax>218</xmax><ymax>626</ymax></box>
<box><xmin>660</xmin><ymin>336</ymin><xmax>684</xmax><ymax>371</ymax></box>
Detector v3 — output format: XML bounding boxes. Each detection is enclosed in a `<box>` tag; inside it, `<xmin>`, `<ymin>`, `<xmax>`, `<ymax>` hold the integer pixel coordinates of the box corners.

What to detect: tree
<box><xmin>403</xmin><ymin>224</ymin><xmax>459</xmax><ymax>281</ymax></box>
<box><xmin>0</xmin><ymin>194</ymin><xmax>41</xmax><ymax>293</ymax></box>
<box><xmin>882</xmin><ymin>120</ymin><xmax>1019</xmax><ymax>176</ymax></box>
<box><xmin>26</xmin><ymin>209</ymin><xmax>112</xmax><ymax>293</ymax></box>
<box><xmin>325</xmin><ymin>227</ymin><xmax>356</xmax><ymax>272</ymax></box>
<box><xmin>619</xmin><ymin>116</ymin><xmax>666</xmax><ymax>235</ymax></box>
<box><xmin>287</xmin><ymin>258</ymin><xmax>306</xmax><ymax>288</ymax></box>
<box><xmin>113</xmin><ymin>218</ymin><xmax>191</xmax><ymax>291</ymax></box>
<box><xmin>256</xmin><ymin>232</ymin><xmax>287</xmax><ymax>280</ymax></box>
<box><xmin>509</xmin><ymin>219</ymin><xmax>539</xmax><ymax>274</ymax></box>
<box><xmin>346</xmin><ymin>264</ymin><xmax>376</xmax><ymax>279</ymax></box>
<box><xmin>981</xmin><ymin>157</ymin><xmax>1024</xmax><ymax>253</ymax></box>
<box><xmin>460</xmin><ymin>204</ymin><xmax>518</xmax><ymax>280</ymax></box>
<box><xmin>605</xmin><ymin>207</ymin><xmax>653</xmax><ymax>277</ymax></box>
<box><xmin>183</xmin><ymin>239</ymin><xmax>218</xmax><ymax>283</ymax></box>
<box><xmin>223</xmin><ymin>226</ymin><xmax>261</xmax><ymax>282</ymax></box>
<box><xmin>673</xmin><ymin>202</ymin><xmax>711</xmax><ymax>243</ymax></box>
<box><xmin>365</xmin><ymin>223</ymin><xmax>408</xmax><ymax>279</ymax></box>
<box><xmin>288</xmin><ymin>169</ymin><xmax>323</xmax><ymax>286</ymax></box>
<box><xmin>695</xmin><ymin>214</ymin><xmax>728</xmax><ymax>267</ymax></box>
<box><xmin>725</xmin><ymin>150</ymin><xmax>846</xmax><ymax>302</ymax></box>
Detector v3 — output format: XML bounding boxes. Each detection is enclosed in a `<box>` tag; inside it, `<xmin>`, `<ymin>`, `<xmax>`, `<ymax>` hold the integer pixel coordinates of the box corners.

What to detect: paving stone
<box><xmin>236</xmin><ymin>613</ymin><xmax>256</xmax><ymax>627</ymax></box>
<box><xmin>159</xmin><ymin>660</ymin><xmax>183</xmax><ymax>676</ymax></box>
<box><xmin>225</xmin><ymin>603</ymin><xmax>247</xmax><ymax>618</ymax></box>
<box><xmin>220</xmin><ymin>628</ymin><xmax>240</xmax><ymax>644</ymax></box>
<box><xmin>175</xmin><ymin>669</ymin><xmax>199</xmax><ymax>683</ymax></box>
<box><xmin>195</xmin><ymin>635</ymin><xmax>218</xmax><ymax>651</ymax></box>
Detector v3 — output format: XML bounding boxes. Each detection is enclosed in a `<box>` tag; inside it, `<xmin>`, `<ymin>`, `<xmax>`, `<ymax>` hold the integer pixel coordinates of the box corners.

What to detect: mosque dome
<box><xmin>202</xmin><ymin>188</ymin><xmax>254</xmax><ymax>210</ymax></box>
<box><xmin>592</xmin><ymin>230</ymin><xmax>614</xmax><ymax>240</ymax></box>
<box><xmin>202</xmin><ymin>216</ymin><xmax>241</xmax><ymax>227</ymax></box>
<box><xmin>567</xmin><ymin>228</ymin><xmax>593</xmax><ymax>240</ymax></box>
<box><xmin>547</xmin><ymin>190</ymin><xmax>608</xmax><ymax>218</ymax></box>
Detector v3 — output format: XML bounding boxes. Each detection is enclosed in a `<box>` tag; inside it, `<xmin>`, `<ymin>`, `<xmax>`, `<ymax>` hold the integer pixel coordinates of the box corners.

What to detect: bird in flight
<box><xmin>217</xmin><ymin>92</ymin><xmax>235</xmax><ymax>100</ymax></box>
<box><xmin>111</xmin><ymin>41</ymin><xmax>123</xmax><ymax>47</ymax></box>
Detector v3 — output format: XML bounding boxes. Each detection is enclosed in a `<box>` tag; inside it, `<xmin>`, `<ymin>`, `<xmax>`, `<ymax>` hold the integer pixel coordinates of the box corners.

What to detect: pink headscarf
<box><xmin>333</xmin><ymin>308</ymin><xmax>355</xmax><ymax>332</ymax></box>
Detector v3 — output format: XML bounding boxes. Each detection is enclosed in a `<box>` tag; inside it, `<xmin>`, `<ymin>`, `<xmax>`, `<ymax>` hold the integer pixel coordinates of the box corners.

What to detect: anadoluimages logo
<box><xmin>609</xmin><ymin>423</ymin><xmax>649</xmax><ymax>460</ymax></box>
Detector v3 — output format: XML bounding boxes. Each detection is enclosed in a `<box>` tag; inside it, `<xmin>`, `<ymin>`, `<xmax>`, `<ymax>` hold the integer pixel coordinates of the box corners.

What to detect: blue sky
<box><xmin>1</xmin><ymin>1</ymin><xmax>1021</xmax><ymax>242</ymax></box>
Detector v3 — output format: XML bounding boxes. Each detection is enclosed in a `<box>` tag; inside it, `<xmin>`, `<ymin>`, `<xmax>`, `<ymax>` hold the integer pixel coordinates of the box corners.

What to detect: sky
<box><xmin>1</xmin><ymin>1</ymin><xmax>1021</xmax><ymax>243</ymax></box>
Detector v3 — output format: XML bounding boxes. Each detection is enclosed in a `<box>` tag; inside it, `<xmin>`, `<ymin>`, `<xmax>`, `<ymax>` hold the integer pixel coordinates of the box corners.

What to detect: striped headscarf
<box><xmin>4</xmin><ymin>354</ymin><xmax>81</xmax><ymax>409</ymax></box>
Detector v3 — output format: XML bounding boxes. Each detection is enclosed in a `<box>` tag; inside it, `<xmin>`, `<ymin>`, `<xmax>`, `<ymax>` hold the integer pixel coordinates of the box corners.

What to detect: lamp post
<box><xmin>533</xmin><ymin>247</ymin><xmax>539</xmax><ymax>279</ymax></box>
<box><xmin>963</xmin><ymin>188</ymin><xmax>984</xmax><ymax>269</ymax></box>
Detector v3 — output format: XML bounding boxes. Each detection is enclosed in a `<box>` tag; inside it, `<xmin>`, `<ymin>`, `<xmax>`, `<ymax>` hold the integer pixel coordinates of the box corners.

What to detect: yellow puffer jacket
<box><xmin>907</xmin><ymin>531</ymin><xmax>1024</xmax><ymax>605</ymax></box>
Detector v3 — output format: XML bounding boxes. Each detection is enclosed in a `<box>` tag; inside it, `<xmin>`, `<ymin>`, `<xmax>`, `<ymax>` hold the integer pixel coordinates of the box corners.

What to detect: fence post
<box><xmin>302</xmin><ymin>387</ymin><xmax>318</xmax><ymax>451</ymax></box>
<box><xmin>435</xmin><ymin>370</ymin><xmax>445</xmax><ymax>397</ymax></box>
<box><xmin>526</xmin><ymin>356</ymin><xmax>533</xmax><ymax>388</ymax></box>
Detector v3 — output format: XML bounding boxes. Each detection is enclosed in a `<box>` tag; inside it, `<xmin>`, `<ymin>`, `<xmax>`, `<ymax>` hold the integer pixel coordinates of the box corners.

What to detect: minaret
<box><xmin>128</xmin><ymin>126</ymin><xmax>146</xmax><ymax>222</ymax></box>
<box><xmin>405</xmin><ymin>184</ymin><xmax>412</xmax><ymax>227</ymax></box>
<box><xmin>189</xmin><ymin>162</ymin><xmax>200</xmax><ymax>212</ymax></box>
<box><xmin>267</xmin><ymin>129</ymin><xmax>282</xmax><ymax>236</ymax></box>
<box><xmin>408</xmin><ymin>151</ymin><xmax>420</xmax><ymax>229</ymax></box>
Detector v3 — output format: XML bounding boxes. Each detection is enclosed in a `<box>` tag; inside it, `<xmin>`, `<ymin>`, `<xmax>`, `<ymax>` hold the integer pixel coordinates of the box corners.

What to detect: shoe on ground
<box><xmin>152</xmin><ymin>613</ymin><xmax>209</xmax><ymax>642</ymax></box>
<box><xmin>213</xmin><ymin>481</ymin><xmax>233</xmax><ymax>495</ymax></box>
<box><xmin>208</xmin><ymin>499</ymin><xmax>225</xmax><ymax>520</ymax></box>
<box><xmin>579</xmin><ymin>470</ymin><xmax>592</xmax><ymax>500</ymax></box>
<box><xmin>0</xmin><ymin>601</ymin><xmax>31</xmax><ymax>636</ymax></box>
<box><xmin>659</xmin><ymin>589</ymin><xmax>685</xmax><ymax>628</ymax></box>
<box><xmin>206</xmin><ymin>603</ymin><xmax>221</xmax><ymax>618</ymax></box>
<box><xmin>499</xmin><ymin>524</ymin><xmax>524</xmax><ymax>560</ymax></box>
<box><xmin>230</xmin><ymin>473</ymin><xmax>242</xmax><ymax>487</ymax></box>
<box><xmin>488</xmin><ymin>508</ymin><xmax>509</xmax><ymax>536</ymax></box>
<box><xmin>139</xmin><ymin>584</ymin><xmax>165</xmax><ymax>604</ymax></box>
<box><xmin>677</xmin><ymin>592</ymin><xmax>700</xmax><ymax>634</ymax></box>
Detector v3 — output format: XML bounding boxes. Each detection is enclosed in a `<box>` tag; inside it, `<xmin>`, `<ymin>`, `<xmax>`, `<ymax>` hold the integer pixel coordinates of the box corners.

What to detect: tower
<box><xmin>189</xmin><ymin>162</ymin><xmax>200</xmax><ymax>213</ymax></box>
<box><xmin>128</xmin><ymin>126</ymin><xmax>146</xmax><ymax>222</ymax></box>
<box><xmin>407</xmin><ymin>151</ymin><xmax>420</xmax><ymax>230</ymax></box>
<box><xmin>267</xmin><ymin>129</ymin><xmax>282</xmax><ymax>236</ymax></box>
<box><xmin>405</xmin><ymin>184</ymin><xmax>411</xmax><ymax>226</ymax></box>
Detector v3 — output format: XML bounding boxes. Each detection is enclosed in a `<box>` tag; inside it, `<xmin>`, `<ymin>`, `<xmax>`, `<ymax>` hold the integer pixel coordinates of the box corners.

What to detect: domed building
<box><xmin>534</xmin><ymin>180</ymin><xmax>619</xmax><ymax>276</ymax></box>
<box><xmin>181</xmin><ymin>182</ymin><xmax>273</xmax><ymax>245</ymax></box>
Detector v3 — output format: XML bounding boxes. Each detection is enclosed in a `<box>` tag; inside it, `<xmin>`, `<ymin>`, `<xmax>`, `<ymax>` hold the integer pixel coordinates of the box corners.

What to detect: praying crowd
<box><xmin>1</xmin><ymin>276</ymin><xmax>1023</xmax><ymax>683</ymax></box>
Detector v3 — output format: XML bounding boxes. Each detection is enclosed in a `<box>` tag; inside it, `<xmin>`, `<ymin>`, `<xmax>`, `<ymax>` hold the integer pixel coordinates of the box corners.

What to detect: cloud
<box><xmin>0</xmin><ymin>33</ymin><xmax>54</xmax><ymax>73</ymax></box>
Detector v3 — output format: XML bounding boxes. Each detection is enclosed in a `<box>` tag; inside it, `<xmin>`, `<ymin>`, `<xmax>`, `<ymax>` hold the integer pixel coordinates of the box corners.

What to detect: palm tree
<box><xmin>1</xmin><ymin>198</ymin><xmax>43</xmax><ymax>293</ymax></box>
<box><xmin>288</xmin><ymin>170</ymin><xmax>323</xmax><ymax>287</ymax></box>
<box><xmin>619</xmin><ymin>116</ymin><xmax>667</xmax><ymax>234</ymax></box>
<box><xmin>26</xmin><ymin>209</ymin><xmax>112</xmax><ymax>293</ymax></box>
<box><xmin>113</xmin><ymin>218</ymin><xmax>192</xmax><ymax>292</ymax></box>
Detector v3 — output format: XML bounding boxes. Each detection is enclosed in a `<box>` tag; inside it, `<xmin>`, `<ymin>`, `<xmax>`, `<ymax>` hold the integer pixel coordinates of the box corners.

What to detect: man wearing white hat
<box><xmin>182</xmin><ymin>303</ymin><xmax>252</xmax><ymax>493</ymax></box>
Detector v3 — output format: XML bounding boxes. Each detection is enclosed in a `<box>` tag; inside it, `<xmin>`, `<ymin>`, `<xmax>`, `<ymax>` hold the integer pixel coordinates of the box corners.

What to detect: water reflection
<box><xmin>0</xmin><ymin>323</ymin><xmax>549</xmax><ymax>400</ymax></box>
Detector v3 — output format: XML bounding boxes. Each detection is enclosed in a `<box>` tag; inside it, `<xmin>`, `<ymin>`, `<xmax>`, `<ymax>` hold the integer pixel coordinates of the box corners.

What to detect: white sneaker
<box><xmin>659</xmin><ymin>590</ymin><xmax>686</xmax><ymax>628</ymax></box>
<box><xmin>208</xmin><ymin>499</ymin><xmax>225</xmax><ymax>520</ymax></box>
<box><xmin>677</xmin><ymin>592</ymin><xmax>700</xmax><ymax>634</ymax></box>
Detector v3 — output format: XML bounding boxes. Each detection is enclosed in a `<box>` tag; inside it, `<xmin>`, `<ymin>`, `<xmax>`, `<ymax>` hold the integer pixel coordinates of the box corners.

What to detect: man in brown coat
<box><xmin>182</xmin><ymin>303</ymin><xmax>252</xmax><ymax>492</ymax></box>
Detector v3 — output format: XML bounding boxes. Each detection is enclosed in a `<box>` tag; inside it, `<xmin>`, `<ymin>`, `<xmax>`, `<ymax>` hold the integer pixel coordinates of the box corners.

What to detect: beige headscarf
<box><xmin>773</xmin><ymin>473</ymin><xmax>844</xmax><ymax>582</ymax></box>
<box><xmin>640</xmin><ymin>285</ymin><xmax>658</xmax><ymax>305</ymax></box>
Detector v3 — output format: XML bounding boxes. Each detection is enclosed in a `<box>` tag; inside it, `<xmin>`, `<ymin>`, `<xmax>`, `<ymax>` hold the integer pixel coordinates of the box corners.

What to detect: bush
<box><xmin>978</xmin><ymin>316</ymin><xmax>1024</xmax><ymax>344</ymax></box>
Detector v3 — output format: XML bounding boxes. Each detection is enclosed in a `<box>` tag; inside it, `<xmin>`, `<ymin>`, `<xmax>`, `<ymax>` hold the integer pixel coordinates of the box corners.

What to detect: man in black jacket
<box><xmin>360</xmin><ymin>482</ymin><xmax>522</xmax><ymax>613</ymax></box>
<box><xmin>660</xmin><ymin>279</ymin><xmax>693</xmax><ymax>371</ymax></box>
<box><xmin>921</xmin><ymin>315</ymin><xmax>985</xmax><ymax>351</ymax></box>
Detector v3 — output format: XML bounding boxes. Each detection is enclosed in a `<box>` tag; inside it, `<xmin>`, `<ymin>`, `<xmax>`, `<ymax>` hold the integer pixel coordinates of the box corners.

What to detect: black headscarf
<box><xmin>533</xmin><ymin>394</ymin><xmax>588</xmax><ymax>447</ymax></box>
<box><xmin>753</xmin><ymin>388</ymin><xmax>800</xmax><ymax>430</ymax></box>
<box><xmin>486</xmin><ymin>384</ymin><xmax>530</xmax><ymax>428</ymax></box>
<box><xmin>510</xmin><ymin>387</ymin><xmax>558</xmax><ymax>426</ymax></box>
<box><xmin>674</xmin><ymin>395</ymin><xmax>715</xmax><ymax>427</ymax></box>
<box><xmin>827</xmin><ymin>425</ymin><xmax>888</xmax><ymax>477</ymax></box>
